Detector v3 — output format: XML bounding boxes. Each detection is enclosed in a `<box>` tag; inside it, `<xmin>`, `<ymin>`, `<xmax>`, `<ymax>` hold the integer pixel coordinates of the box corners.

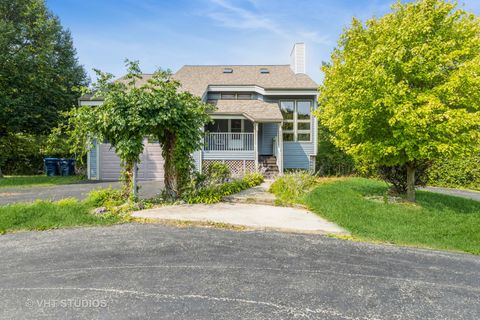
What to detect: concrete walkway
<box><xmin>423</xmin><ymin>186</ymin><xmax>480</xmax><ymax>202</ymax></box>
<box><xmin>223</xmin><ymin>180</ymin><xmax>276</xmax><ymax>205</ymax></box>
<box><xmin>132</xmin><ymin>202</ymin><xmax>350</xmax><ymax>235</ymax></box>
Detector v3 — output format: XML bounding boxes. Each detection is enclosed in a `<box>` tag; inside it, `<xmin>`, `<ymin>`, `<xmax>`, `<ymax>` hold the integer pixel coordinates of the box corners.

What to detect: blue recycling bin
<box><xmin>59</xmin><ymin>158</ymin><xmax>76</xmax><ymax>176</ymax></box>
<box><xmin>44</xmin><ymin>158</ymin><xmax>60</xmax><ymax>176</ymax></box>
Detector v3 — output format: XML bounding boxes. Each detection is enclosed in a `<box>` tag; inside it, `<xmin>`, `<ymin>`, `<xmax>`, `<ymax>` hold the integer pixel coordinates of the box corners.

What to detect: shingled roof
<box><xmin>211</xmin><ymin>99</ymin><xmax>283</xmax><ymax>122</ymax></box>
<box><xmin>79</xmin><ymin>65</ymin><xmax>317</xmax><ymax>101</ymax></box>
<box><xmin>173</xmin><ymin>65</ymin><xmax>317</xmax><ymax>97</ymax></box>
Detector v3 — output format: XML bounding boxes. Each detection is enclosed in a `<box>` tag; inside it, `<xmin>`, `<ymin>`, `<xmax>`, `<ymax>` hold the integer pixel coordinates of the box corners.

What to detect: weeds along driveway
<box><xmin>0</xmin><ymin>224</ymin><xmax>478</xmax><ymax>319</ymax></box>
<box><xmin>0</xmin><ymin>180</ymin><xmax>163</xmax><ymax>205</ymax></box>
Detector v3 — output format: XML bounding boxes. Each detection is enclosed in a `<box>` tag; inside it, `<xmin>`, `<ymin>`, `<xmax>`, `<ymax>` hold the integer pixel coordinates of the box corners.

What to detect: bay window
<box><xmin>280</xmin><ymin>100</ymin><xmax>312</xmax><ymax>142</ymax></box>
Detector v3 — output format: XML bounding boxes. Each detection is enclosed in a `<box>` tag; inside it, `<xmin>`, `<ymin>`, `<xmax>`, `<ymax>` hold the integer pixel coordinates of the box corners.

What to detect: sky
<box><xmin>47</xmin><ymin>0</ymin><xmax>480</xmax><ymax>83</ymax></box>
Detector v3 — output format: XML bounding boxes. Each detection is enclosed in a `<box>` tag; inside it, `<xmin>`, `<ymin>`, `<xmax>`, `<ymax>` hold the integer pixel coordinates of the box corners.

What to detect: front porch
<box><xmin>202</xmin><ymin>118</ymin><xmax>283</xmax><ymax>177</ymax></box>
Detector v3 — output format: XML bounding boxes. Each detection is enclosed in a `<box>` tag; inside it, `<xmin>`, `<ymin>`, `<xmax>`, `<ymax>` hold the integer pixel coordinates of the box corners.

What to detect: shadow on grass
<box><xmin>417</xmin><ymin>191</ymin><xmax>480</xmax><ymax>214</ymax></box>
<box><xmin>342</xmin><ymin>178</ymin><xmax>480</xmax><ymax>215</ymax></box>
<box><xmin>304</xmin><ymin>178</ymin><xmax>480</xmax><ymax>254</ymax></box>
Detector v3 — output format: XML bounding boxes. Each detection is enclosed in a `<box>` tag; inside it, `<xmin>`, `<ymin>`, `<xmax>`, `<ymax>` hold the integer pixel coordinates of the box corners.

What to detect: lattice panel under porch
<box><xmin>202</xmin><ymin>160</ymin><xmax>256</xmax><ymax>177</ymax></box>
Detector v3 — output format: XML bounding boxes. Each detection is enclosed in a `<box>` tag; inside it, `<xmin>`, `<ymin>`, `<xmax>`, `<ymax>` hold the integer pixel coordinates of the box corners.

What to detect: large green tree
<box><xmin>60</xmin><ymin>61</ymin><xmax>213</xmax><ymax>199</ymax></box>
<box><xmin>317</xmin><ymin>0</ymin><xmax>480</xmax><ymax>201</ymax></box>
<box><xmin>0</xmin><ymin>0</ymin><xmax>87</xmax><ymax>175</ymax></box>
<box><xmin>143</xmin><ymin>71</ymin><xmax>214</xmax><ymax>196</ymax></box>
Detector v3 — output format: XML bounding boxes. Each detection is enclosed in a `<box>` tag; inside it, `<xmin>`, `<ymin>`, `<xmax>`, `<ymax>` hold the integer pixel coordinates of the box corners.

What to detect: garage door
<box><xmin>98</xmin><ymin>141</ymin><xmax>164</xmax><ymax>181</ymax></box>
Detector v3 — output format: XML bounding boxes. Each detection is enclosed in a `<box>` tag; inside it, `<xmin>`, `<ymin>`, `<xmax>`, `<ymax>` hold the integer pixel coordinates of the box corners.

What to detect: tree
<box><xmin>143</xmin><ymin>71</ymin><xmax>214</xmax><ymax>197</ymax></box>
<box><xmin>66</xmin><ymin>61</ymin><xmax>148</xmax><ymax>198</ymax></box>
<box><xmin>0</xmin><ymin>0</ymin><xmax>87</xmax><ymax>176</ymax></box>
<box><xmin>316</xmin><ymin>0</ymin><xmax>480</xmax><ymax>201</ymax></box>
<box><xmin>60</xmin><ymin>61</ymin><xmax>213</xmax><ymax>199</ymax></box>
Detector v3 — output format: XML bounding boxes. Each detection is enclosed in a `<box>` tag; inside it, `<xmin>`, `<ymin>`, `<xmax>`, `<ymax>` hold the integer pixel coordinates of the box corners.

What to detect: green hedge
<box><xmin>428</xmin><ymin>154</ymin><xmax>480</xmax><ymax>191</ymax></box>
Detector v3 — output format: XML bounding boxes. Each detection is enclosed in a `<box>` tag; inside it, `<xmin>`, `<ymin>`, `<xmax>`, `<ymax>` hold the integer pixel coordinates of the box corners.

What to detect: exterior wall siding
<box><xmin>259</xmin><ymin>123</ymin><xmax>278</xmax><ymax>155</ymax></box>
<box><xmin>202</xmin><ymin>150</ymin><xmax>255</xmax><ymax>160</ymax></box>
<box><xmin>283</xmin><ymin>142</ymin><xmax>315</xmax><ymax>169</ymax></box>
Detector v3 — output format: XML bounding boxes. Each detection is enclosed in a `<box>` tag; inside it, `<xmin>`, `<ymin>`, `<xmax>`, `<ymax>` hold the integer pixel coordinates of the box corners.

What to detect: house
<box><xmin>80</xmin><ymin>43</ymin><xmax>318</xmax><ymax>180</ymax></box>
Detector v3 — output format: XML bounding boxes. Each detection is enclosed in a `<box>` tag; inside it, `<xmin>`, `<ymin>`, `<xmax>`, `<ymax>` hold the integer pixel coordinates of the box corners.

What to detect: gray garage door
<box><xmin>98</xmin><ymin>142</ymin><xmax>164</xmax><ymax>181</ymax></box>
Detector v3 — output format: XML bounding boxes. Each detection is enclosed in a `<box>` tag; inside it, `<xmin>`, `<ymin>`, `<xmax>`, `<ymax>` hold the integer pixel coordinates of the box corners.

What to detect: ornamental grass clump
<box><xmin>269</xmin><ymin>171</ymin><xmax>318</xmax><ymax>203</ymax></box>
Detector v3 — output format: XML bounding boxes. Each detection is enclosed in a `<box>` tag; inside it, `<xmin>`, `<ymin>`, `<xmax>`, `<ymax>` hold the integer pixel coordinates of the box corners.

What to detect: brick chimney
<box><xmin>290</xmin><ymin>43</ymin><xmax>305</xmax><ymax>74</ymax></box>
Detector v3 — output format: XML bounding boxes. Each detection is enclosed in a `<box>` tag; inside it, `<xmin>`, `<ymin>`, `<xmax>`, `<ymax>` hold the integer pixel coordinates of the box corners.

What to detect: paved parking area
<box><xmin>0</xmin><ymin>180</ymin><xmax>163</xmax><ymax>204</ymax></box>
<box><xmin>0</xmin><ymin>224</ymin><xmax>478</xmax><ymax>319</ymax></box>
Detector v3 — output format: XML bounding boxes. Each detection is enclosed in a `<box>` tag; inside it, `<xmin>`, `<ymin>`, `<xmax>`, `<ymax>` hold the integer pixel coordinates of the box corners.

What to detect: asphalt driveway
<box><xmin>0</xmin><ymin>224</ymin><xmax>478</xmax><ymax>319</ymax></box>
<box><xmin>0</xmin><ymin>180</ymin><xmax>163</xmax><ymax>205</ymax></box>
<box><xmin>423</xmin><ymin>186</ymin><xmax>480</xmax><ymax>202</ymax></box>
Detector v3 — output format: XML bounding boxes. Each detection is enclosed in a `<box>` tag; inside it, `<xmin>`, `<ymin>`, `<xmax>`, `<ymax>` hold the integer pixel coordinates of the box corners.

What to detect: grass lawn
<box><xmin>0</xmin><ymin>198</ymin><xmax>121</xmax><ymax>234</ymax></box>
<box><xmin>0</xmin><ymin>175</ymin><xmax>85</xmax><ymax>188</ymax></box>
<box><xmin>302</xmin><ymin>178</ymin><xmax>480</xmax><ymax>255</ymax></box>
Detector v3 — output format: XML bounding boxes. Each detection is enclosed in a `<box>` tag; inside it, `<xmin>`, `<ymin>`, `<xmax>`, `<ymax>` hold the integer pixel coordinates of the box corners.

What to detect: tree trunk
<box><xmin>122</xmin><ymin>161</ymin><xmax>134</xmax><ymax>199</ymax></box>
<box><xmin>0</xmin><ymin>166</ymin><xmax>3</xmax><ymax>178</ymax></box>
<box><xmin>132</xmin><ymin>162</ymin><xmax>138</xmax><ymax>199</ymax></box>
<box><xmin>406</xmin><ymin>164</ymin><xmax>416</xmax><ymax>202</ymax></box>
<box><xmin>162</xmin><ymin>131</ymin><xmax>177</xmax><ymax>198</ymax></box>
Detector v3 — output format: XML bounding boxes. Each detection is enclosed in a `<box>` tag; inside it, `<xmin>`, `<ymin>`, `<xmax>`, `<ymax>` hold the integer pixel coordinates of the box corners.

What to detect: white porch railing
<box><xmin>204</xmin><ymin>132</ymin><xmax>254</xmax><ymax>151</ymax></box>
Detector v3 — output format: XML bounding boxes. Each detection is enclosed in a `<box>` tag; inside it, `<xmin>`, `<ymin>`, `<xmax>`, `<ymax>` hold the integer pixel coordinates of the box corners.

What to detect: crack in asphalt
<box><xmin>0</xmin><ymin>264</ymin><xmax>478</xmax><ymax>293</ymax></box>
<box><xmin>0</xmin><ymin>287</ymin><xmax>382</xmax><ymax>320</ymax></box>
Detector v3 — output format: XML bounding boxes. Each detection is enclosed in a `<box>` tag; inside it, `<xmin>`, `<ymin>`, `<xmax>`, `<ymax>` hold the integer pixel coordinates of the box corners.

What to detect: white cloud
<box><xmin>206</xmin><ymin>0</ymin><xmax>283</xmax><ymax>34</ymax></box>
<box><xmin>203</xmin><ymin>0</ymin><xmax>332</xmax><ymax>45</ymax></box>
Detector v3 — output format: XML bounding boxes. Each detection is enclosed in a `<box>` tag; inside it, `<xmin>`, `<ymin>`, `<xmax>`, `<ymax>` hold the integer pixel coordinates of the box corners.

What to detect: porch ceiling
<box><xmin>211</xmin><ymin>100</ymin><xmax>283</xmax><ymax>122</ymax></box>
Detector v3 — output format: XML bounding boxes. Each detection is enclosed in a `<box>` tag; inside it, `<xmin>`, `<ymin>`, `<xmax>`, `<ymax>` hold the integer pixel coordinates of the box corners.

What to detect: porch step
<box><xmin>259</xmin><ymin>156</ymin><xmax>279</xmax><ymax>178</ymax></box>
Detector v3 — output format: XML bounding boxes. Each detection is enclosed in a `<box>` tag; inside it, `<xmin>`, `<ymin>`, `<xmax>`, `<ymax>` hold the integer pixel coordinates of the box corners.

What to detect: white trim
<box><xmin>254</xmin><ymin>122</ymin><xmax>259</xmax><ymax>171</ymax></box>
<box><xmin>313</xmin><ymin>100</ymin><xmax>318</xmax><ymax>156</ymax></box>
<box><xmin>211</xmin><ymin>113</ymin><xmax>254</xmax><ymax>121</ymax></box>
<box><xmin>87</xmin><ymin>145</ymin><xmax>91</xmax><ymax>179</ymax></box>
<box><xmin>96</xmin><ymin>142</ymin><xmax>100</xmax><ymax>180</ymax></box>
<box><xmin>207</xmin><ymin>85</ymin><xmax>317</xmax><ymax>96</ymax></box>
<box><xmin>278</xmin><ymin>124</ymin><xmax>284</xmax><ymax>174</ymax></box>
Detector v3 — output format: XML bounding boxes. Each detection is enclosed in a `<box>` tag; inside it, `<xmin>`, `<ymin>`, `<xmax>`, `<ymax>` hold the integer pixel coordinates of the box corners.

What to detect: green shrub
<box><xmin>205</xmin><ymin>162</ymin><xmax>231</xmax><ymax>184</ymax></box>
<box><xmin>428</xmin><ymin>154</ymin><xmax>480</xmax><ymax>191</ymax></box>
<box><xmin>316</xmin><ymin>125</ymin><xmax>356</xmax><ymax>176</ymax></box>
<box><xmin>85</xmin><ymin>187</ymin><xmax>124</xmax><ymax>208</ymax></box>
<box><xmin>269</xmin><ymin>171</ymin><xmax>318</xmax><ymax>203</ymax></box>
<box><xmin>183</xmin><ymin>173</ymin><xmax>264</xmax><ymax>204</ymax></box>
<box><xmin>378</xmin><ymin>162</ymin><xmax>429</xmax><ymax>195</ymax></box>
<box><xmin>242</xmin><ymin>172</ymin><xmax>264</xmax><ymax>187</ymax></box>
<box><xmin>0</xmin><ymin>133</ymin><xmax>85</xmax><ymax>175</ymax></box>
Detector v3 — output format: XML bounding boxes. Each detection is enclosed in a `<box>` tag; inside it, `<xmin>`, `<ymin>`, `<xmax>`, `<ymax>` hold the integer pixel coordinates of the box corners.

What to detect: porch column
<box><xmin>278</xmin><ymin>123</ymin><xmax>284</xmax><ymax>174</ymax></box>
<box><xmin>254</xmin><ymin>122</ymin><xmax>259</xmax><ymax>172</ymax></box>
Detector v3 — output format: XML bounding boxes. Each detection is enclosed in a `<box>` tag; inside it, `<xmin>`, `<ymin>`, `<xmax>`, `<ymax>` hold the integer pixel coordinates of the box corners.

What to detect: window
<box><xmin>280</xmin><ymin>101</ymin><xmax>295</xmax><ymax>141</ymax></box>
<box><xmin>230</xmin><ymin>119</ymin><xmax>242</xmax><ymax>133</ymax></box>
<box><xmin>296</xmin><ymin>101</ymin><xmax>312</xmax><ymax>142</ymax></box>
<box><xmin>221</xmin><ymin>93</ymin><xmax>236</xmax><ymax>100</ymax></box>
<box><xmin>237</xmin><ymin>93</ymin><xmax>253</xmax><ymax>100</ymax></box>
<box><xmin>205</xmin><ymin>119</ymin><xmax>228</xmax><ymax>133</ymax></box>
<box><xmin>280</xmin><ymin>100</ymin><xmax>312</xmax><ymax>142</ymax></box>
<box><xmin>244</xmin><ymin>120</ymin><xmax>253</xmax><ymax>132</ymax></box>
<box><xmin>218</xmin><ymin>93</ymin><xmax>253</xmax><ymax>100</ymax></box>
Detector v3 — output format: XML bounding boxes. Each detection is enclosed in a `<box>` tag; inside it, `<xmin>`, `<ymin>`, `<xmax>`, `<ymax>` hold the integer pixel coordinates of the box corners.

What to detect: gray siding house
<box><xmin>81</xmin><ymin>43</ymin><xmax>318</xmax><ymax>180</ymax></box>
